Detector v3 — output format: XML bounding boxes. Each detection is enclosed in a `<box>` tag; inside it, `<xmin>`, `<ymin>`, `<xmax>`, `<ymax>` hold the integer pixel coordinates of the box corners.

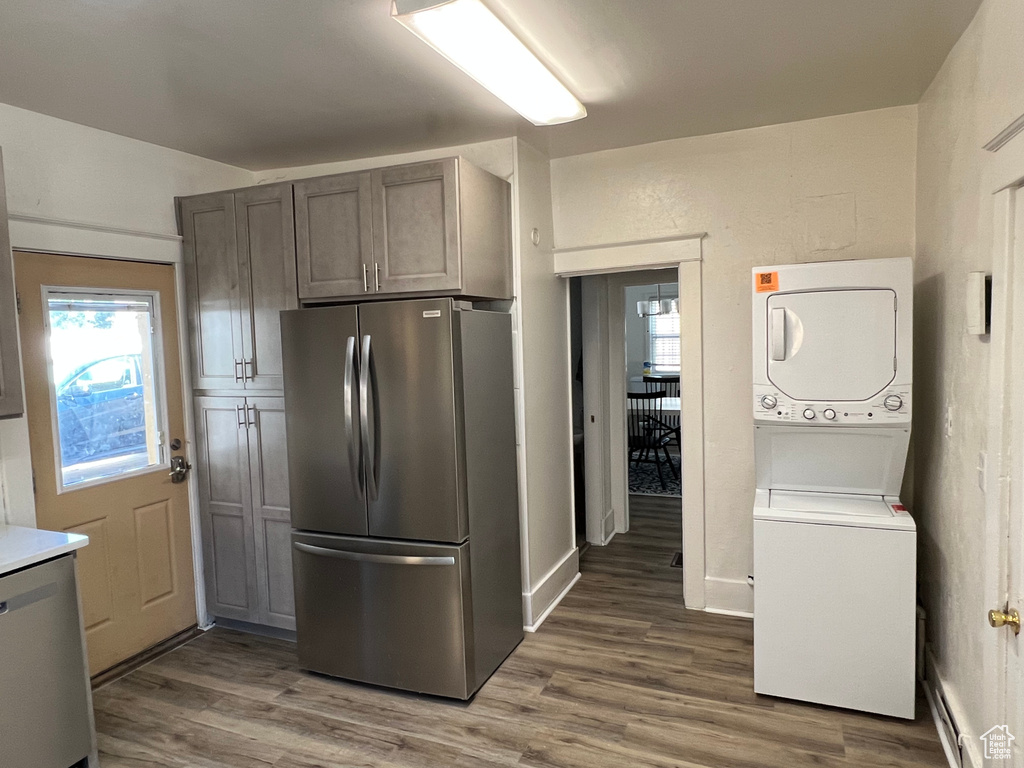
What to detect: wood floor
<box><xmin>93</xmin><ymin>496</ymin><xmax>946</xmax><ymax>767</ymax></box>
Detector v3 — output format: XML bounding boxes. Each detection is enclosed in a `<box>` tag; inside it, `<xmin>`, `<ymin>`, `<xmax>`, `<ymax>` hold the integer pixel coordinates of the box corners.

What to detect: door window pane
<box><xmin>46</xmin><ymin>291</ymin><xmax>167</xmax><ymax>491</ymax></box>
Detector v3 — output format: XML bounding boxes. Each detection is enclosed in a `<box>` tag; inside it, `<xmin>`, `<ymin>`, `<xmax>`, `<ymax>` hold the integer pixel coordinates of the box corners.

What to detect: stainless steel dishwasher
<box><xmin>0</xmin><ymin>555</ymin><xmax>93</xmax><ymax>767</ymax></box>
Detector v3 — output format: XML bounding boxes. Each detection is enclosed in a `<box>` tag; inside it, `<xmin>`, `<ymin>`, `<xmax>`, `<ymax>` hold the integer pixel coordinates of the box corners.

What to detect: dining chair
<box><xmin>643</xmin><ymin>375</ymin><xmax>681</xmax><ymax>448</ymax></box>
<box><xmin>627</xmin><ymin>390</ymin><xmax>678</xmax><ymax>490</ymax></box>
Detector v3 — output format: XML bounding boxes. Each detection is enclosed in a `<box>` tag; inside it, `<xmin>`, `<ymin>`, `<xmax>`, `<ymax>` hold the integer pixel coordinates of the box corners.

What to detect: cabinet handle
<box><xmin>362</xmin><ymin>264</ymin><xmax>369</xmax><ymax>293</ymax></box>
<box><xmin>234</xmin><ymin>359</ymin><xmax>244</xmax><ymax>382</ymax></box>
<box><xmin>244</xmin><ymin>358</ymin><xmax>255</xmax><ymax>381</ymax></box>
<box><xmin>236</xmin><ymin>404</ymin><xmax>247</xmax><ymax>430</ymax></box>
<box><xmin>374</xmin><ymin>262</ymin><xmax>381</xmax><ymax>292</ymax></box>
<box><xmin>247</xmin><ymin>403</ymin><xmax>257</xmax><ymax>428</ymax></box>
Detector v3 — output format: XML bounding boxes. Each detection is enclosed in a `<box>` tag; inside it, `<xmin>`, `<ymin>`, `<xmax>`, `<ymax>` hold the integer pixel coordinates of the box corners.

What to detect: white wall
<box><xmin>0</xmin><ymin>102</ymin><xmax>253</xmax><ymax>526</ymax></box>
<box><xmin>513</xmin><ymin>139</ymin><xmax>578</xmax><ymax>625</ymax></box>
<box><xmin>914</xmin><ymin>0</ymin><xmax>1024</xmax><ymax>760</ymax></box>
<box><xmin>551</xmin><ymin>105</ymin><xmax>918</xmax><ymax>613</ymax></box>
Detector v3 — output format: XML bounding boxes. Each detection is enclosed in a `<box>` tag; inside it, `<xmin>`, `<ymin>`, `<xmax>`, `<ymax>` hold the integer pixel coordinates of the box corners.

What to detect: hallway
<box><xmin>92</xmin><ymin>497</ymin><xmax>946</xmax><ymax>767</ymax></box>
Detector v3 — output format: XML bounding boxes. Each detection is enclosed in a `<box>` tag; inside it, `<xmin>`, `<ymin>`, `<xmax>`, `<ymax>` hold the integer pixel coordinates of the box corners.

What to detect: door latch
<box><xmin>169</xmin><ymin>455</ymin><xmax>192</xmax><ymax>484</ymax></box>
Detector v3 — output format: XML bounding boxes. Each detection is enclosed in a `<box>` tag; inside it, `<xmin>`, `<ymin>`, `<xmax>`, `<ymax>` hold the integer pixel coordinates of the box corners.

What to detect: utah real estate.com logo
<box><xmin>981</xmin><ymin>725</ymin><xmax>1015</xmax><ymax>760</ymax></box>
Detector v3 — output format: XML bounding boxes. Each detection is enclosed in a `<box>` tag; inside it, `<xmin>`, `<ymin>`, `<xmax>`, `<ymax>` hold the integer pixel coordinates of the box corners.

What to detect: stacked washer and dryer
<box><xmin>751</xmin><ymin>257</ymin><xmax>916</xmax><ymax>719</ymax></box>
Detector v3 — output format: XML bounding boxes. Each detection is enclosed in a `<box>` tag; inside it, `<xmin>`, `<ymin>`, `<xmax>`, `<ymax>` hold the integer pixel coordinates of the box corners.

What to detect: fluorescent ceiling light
<box><xmin>391</xmin><ymin>0</ymin><xmax>586</xmax><ymax>126</ymax></box>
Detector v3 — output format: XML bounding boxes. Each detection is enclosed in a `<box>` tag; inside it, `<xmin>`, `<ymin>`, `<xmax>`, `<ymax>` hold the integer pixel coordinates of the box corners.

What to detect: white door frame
<box><xmin>985</xmin><ymin>179</ymin><xmax>1024</xmax><ymax>758</ymax></box>
<box><xmin>556</xmin><ymin>234</ymin><xmax>706</xmax><ymax>609</ymax></box>
<box><xmin>6</xmin><ymin>215</ymin><xmax>210</xmax><ymax>628</ymax></box>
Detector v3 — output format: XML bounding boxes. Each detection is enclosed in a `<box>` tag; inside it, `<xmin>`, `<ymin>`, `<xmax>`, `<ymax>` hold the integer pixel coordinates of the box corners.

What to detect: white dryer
<box><xmin>750</xmin><ymin>257</ymin><xmax>916</xmax><ymax>719</ymax></box>
<box><xmin>752</xmin><ymin>257</ymin><xmax>912</xmax><ymax>495</ymax></box>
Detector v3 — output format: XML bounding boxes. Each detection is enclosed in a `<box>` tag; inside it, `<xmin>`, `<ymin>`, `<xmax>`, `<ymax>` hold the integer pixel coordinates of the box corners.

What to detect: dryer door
<box><xmin>766</xmin><ymin>289</ymin><xmax>896</xmax><ymax>402</ymax></box>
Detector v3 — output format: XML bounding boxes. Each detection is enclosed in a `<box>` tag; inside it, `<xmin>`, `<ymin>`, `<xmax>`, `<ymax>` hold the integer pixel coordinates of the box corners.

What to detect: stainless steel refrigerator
<box><xmin>280</xmin><ymin>298</ymin><xmax>523</xmax><ymax>699</ymax></box>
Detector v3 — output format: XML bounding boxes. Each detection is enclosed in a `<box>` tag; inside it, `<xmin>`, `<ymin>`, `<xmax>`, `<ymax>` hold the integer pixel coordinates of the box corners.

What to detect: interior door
<box><xmin>236</xmin><ymin>183</ymin><xmax>297</xmax><ymax>391</ymax></box>
<box><xmin>360</xmin><ymin>299</ymin><xmax>465</xmax><ymax>543</ymax></box>
<box><xmin>767</xmin><ymin>289</ymin><xmax>896</xmax><ymax>401</ymax></box>
<box><xmin>15</xmin><ymin>252</ymin><xmax>197</xmax><ymax>675</ymax></box>
<box><xmin>280</xmin><ymin>305</ymin><xmax>367</xmax><ymax>535</ymax></box>
<box><xmin>372</xmin><ymin>160</ymin><xmax>461</xmax><ymax>295</ymax></box>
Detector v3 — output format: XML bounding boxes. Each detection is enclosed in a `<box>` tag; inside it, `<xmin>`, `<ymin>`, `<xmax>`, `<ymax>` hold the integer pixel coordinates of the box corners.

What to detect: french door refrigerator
<box><xmin>280</xmin><ymin>298</ymin><xmax>523</xmax><ymax>699</ymax></box>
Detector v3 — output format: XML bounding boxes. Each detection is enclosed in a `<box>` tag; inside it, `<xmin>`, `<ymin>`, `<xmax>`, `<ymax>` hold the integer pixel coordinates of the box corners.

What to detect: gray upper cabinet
<box><xmin>0</xmin><ymin>150</ymin><xmax>24</xmax><ymax>418</ymax></box>
<box><xmin>236</xmin><ymin>185</ymin><xmax>297</xmax><ymax>391</ymax></box>
<box><xmin>180</xmin><ymin>192</ymin><xmax>245</xmax><ymax>391</ymax></box>
<box><xmin>294</xmin><ymin>172</ymin><xmax>373</xmax><ymax>300</ymax></box>
<box><xmin>373</xmin><ymin>159</ymin><xmax>461</xmax><ymax>295</ymax></box>
<box><xmin>296</xmin><ymin>157</ymin><xmax>511</xmax><ymax>302</ymax></box>
<box><xmin>179</xmin><ymin>183</ymin><xmax>296</xmax><ymax>392</ymax></box>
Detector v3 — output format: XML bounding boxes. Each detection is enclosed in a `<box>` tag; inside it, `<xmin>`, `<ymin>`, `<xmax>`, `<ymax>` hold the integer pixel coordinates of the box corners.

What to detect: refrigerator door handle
<box><xmin>360</xmin><ymin>334</ymin><xmax>381</xmax><ymax>500</ymax></box>
<box><xmin>293</xmin><ymin>542</ymin><xmax>455</xmax><ymax>566</ymax></box>
<box><xmin>343</xmin><ymin>335</ymin><xmax>363</xmax><ymax>499</ymax></box>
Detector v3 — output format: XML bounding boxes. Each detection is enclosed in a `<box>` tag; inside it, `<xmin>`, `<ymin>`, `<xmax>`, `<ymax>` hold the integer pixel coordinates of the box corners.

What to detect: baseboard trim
<box><xmin>523</xmin><ymin>546</ymin><xmax>579</xmax><ymax>631</ymax></box>
<box><xmin>601</xmin><ymin>508</ymin><xmax>615</xmax><ymax>543</ymax></box>
<box><xmin>924</xmin><ymin>647</ymin><xmax>978</xmax><ymax>768</ymax></box>
<box><xmin>704</xmin><ymin>576</ymin><xmax>754</xmax><ymax>616</ymax></box>
<box><xmin>214</xmin><ymin>617</ymin><xmax>297</xmax><ymax>642</ymax></box>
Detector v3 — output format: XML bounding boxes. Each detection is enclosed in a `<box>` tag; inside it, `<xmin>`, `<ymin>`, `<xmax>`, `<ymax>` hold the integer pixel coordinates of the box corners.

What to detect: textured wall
<box><xmin>551</xmin><ymin>105</ymin><xmax>918</xmax><ymax>612</ymax></box>
<box><xmin>915</xmin><ymin>0</ymin><xmax>1024</xmax><ymax>758</ymax></box>
<box><xmin>0</xmin><ymin>102</ymin><xmax>252</xmax><ymax>526</ymax></box>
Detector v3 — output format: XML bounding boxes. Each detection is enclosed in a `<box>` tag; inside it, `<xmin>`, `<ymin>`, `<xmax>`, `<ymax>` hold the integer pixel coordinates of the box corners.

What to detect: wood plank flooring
<box><xmin>93</xmin><ymin>496</ymin><xmax>946</xmax><ymax>767</ymax></box>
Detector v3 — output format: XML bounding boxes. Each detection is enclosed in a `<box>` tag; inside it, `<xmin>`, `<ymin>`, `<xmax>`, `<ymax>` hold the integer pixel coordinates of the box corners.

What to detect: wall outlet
<box><xmin>945</xmin><ymin>405</ymin><xmax>954</xmax><ymax>438</ymax></box>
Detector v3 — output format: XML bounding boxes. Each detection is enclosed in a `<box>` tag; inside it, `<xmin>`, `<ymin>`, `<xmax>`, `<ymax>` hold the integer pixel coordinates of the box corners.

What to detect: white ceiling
<box><xmin>0</xmin><ymin>0</ymin><xmax>982</xmax><ymax>170</ymax></box>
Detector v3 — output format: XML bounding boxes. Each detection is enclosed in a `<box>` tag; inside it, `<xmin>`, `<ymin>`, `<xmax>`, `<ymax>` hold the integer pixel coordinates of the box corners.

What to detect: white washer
<box><xmin>750</xmin><ymin>258</ymin><xmax>916</xmax><ymax>719</ymax></box>
<box><xmin>753</xmin><ymin>490</ymin><xmax>916</xmax><ymax>719</ymax></box>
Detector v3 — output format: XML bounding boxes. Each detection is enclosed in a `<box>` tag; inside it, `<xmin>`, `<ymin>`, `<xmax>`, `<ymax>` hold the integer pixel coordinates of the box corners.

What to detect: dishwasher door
<box><xmin>0</xmin><ymin>555</ymin><xmax>92</xmax><ymax>768</ymax></box>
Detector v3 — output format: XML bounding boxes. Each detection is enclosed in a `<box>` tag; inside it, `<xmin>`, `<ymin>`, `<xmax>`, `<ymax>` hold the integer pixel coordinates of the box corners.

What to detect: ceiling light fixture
<box><xmin>638</xmin><ymin>285</ymin><xmax>678</xmax><ymax>318</ymax></box>
<box><xmin>391</xmin><ymin>0</ymin><xmax>587</xmax><ymax>126</ymax></box>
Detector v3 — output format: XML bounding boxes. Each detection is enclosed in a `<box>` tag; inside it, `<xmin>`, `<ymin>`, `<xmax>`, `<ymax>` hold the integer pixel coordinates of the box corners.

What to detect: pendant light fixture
<box><xmin>637</xmin><ymin>285</ymin><xmax>678</xmax><ymax>318</ymax></box>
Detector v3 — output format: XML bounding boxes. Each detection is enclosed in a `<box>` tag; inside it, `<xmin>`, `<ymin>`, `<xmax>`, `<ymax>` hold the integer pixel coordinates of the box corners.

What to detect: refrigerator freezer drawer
<box><xmin>291</xmin><ymin>532</ymin><xmax>474</xmax><ymax>699</ymax></box>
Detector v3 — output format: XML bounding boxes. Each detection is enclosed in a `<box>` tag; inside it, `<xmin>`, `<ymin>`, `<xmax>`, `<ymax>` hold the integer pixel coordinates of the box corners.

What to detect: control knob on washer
<box><xmin>802</xmin><ymin>408</ymin><xmax>816</xmax><ymax>420</ymax></box>
<box><xmin>760</xmin><ymin>395</ymin><xmax>777</xmax><ymax>410</ymax></box>
<box><xmin>883</xmin><ymin>395</ymin><xmax>903</xmax><ymax>411</ymax></box>
<box><xmin>823</xmin><ymin>408</ymin><xmax>836</xmax><ymax>420</ymax></box>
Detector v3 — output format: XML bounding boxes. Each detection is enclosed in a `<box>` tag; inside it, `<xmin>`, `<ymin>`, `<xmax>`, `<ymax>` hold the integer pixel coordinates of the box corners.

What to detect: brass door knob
<box><xmin>989</xmin><ymin>608</ymin><xmax>1021</xmax><ymax>635</ymax></box>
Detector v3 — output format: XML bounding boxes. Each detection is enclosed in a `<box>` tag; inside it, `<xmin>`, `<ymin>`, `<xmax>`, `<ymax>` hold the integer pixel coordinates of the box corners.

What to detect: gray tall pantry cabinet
<box><xmin>179</xmin><ymin>156</ymin><xmax>513</xmax><ymax>633</ymax></box>
<box><xmin>179</xmin><ymin>183</ymin><xmax>298</xmax><ymax>630</ymax></box>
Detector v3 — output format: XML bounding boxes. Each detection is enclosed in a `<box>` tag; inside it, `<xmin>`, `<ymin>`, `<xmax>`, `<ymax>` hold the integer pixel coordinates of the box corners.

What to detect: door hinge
<box><xmin>15</xmin><ymin>291</ymin><xmax>21</xmax><ymax>315</ymax></box>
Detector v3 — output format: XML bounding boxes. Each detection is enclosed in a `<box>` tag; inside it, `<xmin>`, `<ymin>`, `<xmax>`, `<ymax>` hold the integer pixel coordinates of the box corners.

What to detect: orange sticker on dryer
<box><xmin>755</xmin><ymin>271</ymin><xmax>779</xmax><ymax>293</ymax></box>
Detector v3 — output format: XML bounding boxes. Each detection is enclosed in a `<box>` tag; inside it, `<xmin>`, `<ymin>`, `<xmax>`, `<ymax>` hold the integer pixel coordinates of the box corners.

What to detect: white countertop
<box><xmin>0</xmin><ymin>524</ymin><xmax>88</xmax><ymax>577</ymax></box>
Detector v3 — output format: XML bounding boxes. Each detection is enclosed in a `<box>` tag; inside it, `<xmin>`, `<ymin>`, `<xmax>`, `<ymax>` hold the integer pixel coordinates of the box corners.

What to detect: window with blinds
<box><xmin>648</xmin><ymin>312</ymin><xmax>680</xmax><ymax>372</ymax></box>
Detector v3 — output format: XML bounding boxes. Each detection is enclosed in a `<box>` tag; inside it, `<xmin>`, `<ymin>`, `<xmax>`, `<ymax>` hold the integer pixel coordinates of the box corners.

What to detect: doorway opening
<box><xmin>570</xmin><ymin>268</ymin><xmax>683</xmax><ymax>586</ymax></box>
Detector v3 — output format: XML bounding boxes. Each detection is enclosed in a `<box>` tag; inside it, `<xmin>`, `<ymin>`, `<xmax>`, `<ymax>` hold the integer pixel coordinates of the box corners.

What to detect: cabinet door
<box><xmin>372</xmin><ymin>160</ymin><xmax>461</xmax><ymax>295</ymax></box>
<box><xmin>236</xmin><ymin>184</ymin><xmax>298</xmax><ymax>391</ymax></box>
<box><xmin>246</xmin><ymin>397</ymin><xmax>295</xmax><ymax>630</ymax></box>
<box><xmin>0</xmin><ymin>151</ymin><xmax>23</xmax><ymax>417</ymax></box>
<box><xmin>180</xmin><ymin>193</ymin><xmax>246</xmax><ymax>391</ymax></box>
<box><xmin>194</xmin><ymin>396</ymin><xmax>257</xmax><ymax>622</ymax></box>
<box><xmin>294</xmin><ymin>172</ymin><xmax>373</xmax><ymax>300</ymax></box>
